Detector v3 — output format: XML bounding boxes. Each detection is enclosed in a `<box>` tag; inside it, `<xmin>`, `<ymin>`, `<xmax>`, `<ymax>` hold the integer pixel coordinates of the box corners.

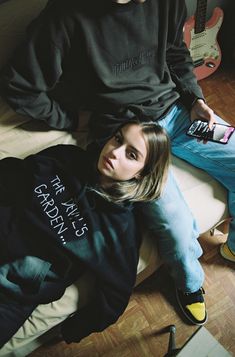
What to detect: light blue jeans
<box><xmin>139</xmin><ymin>103</ymin><xmax>235</xmax><ymax>292</ymax></box>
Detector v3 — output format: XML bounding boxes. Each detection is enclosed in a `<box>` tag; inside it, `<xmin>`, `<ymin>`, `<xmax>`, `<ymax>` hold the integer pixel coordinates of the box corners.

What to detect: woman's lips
<box><xmin>103</xmin><ymin>156</ymin><xmax>114</xmax><ymax>169</ymax></box>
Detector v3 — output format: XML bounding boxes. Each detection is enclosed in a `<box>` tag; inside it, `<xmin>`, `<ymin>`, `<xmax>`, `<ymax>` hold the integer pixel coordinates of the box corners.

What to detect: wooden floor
<box><xmin>30</xmin><ymin>68</ymin><xmax>235</xmax><ymax>357</ymax></box>
<box><xmin>200</xmin><ymin>67</ymin><xmax>235</xmax><ymax>126</ymax></box>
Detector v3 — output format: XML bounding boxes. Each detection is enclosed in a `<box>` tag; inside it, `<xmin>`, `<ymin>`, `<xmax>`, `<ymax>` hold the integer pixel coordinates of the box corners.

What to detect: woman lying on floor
<box><xmin>0</xmin><ymin>119</ymin><xmax>170</xmax><ymax>348</ymax></box>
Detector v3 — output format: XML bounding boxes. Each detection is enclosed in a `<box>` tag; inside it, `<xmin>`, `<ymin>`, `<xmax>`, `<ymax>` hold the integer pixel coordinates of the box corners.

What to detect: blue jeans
<box><xmin>139</xmin><ymin>103</ymin><xmax>235</xmax><ymax>292</ymax></box>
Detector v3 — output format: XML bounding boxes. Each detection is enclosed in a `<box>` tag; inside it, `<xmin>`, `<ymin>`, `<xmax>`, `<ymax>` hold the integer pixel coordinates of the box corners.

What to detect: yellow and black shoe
<box><xmin>220</xmin><ymin>243</ymin><xmax>235</xmax><ymax>263</ymax></box>
<box><xmin>176</xmin><ymin>287</ymin><xmax>207</xmax><ymax>326</ymax></box>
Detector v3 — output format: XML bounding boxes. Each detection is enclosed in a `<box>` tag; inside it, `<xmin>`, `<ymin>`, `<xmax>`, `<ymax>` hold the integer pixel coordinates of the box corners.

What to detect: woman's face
<box><xmin>98</xmin><ymin>123</ymin><xmax>148</xmax><ymax>182</ymax></box>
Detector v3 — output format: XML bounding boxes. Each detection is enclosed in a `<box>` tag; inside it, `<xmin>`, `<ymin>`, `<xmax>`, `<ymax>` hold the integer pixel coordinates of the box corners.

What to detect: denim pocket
<box><xmin>0</xmin><ymin>256</ymin><xmax>52</xmax><ymax>299</ymax></box>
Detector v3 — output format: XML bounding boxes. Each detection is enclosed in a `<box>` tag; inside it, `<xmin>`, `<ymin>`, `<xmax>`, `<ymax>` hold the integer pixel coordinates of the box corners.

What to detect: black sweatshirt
<box><xmin>0</xmin><ymin>144</ymin><xmax>141</xmax><ymax>343</ymax></box>
<box><xmin>0</xmin><ymin>0</ymin><xmax>203</xmax><ymax>130</ymax></box>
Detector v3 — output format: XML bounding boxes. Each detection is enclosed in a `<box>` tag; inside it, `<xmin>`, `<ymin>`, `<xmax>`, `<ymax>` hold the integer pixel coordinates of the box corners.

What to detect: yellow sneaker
<box><xmin>176</xmin><ymin>287</ymin><xmax>207</xmax><ymax>326</ymax></box>
<box><xmin>220</xmin><ymin>243</ymin><xmax>235</xmax><ymax>262</ymax></box>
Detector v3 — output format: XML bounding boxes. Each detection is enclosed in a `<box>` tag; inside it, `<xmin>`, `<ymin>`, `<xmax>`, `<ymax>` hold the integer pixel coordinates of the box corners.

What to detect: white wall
<box><xmin>0</xmin><ymin>0</ymin><xmax>47</xmax><ymax>68</ymax></box>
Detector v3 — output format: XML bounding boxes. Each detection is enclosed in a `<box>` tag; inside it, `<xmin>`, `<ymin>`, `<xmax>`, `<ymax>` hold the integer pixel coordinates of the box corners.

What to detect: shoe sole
<box><xmin>175</xmin><ymin>288</ymin><xmax>208</xmax><ymax>326</ymax></box>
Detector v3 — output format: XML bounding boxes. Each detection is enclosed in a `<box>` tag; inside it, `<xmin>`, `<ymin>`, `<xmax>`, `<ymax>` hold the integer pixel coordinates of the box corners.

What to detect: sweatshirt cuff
<box><xmin>181</xmin><ymin>90</ymin><xmax>205</xmax><ymax>111</ymax></box>
<box><xmin>60</xmin><ymin>304</ymin><xmax>104</xmax><ymax>343</ymax></box>
<box><xmin>191</xmin><ymin>97</ymin><xmax>206</xmax><ymax>108</ymax></box>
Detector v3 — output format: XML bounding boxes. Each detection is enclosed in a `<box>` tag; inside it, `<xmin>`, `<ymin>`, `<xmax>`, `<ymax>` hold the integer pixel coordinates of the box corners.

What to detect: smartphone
<box><xmin>187</xmin><ymin>120</ymin><xmax>235</xmax><ymax>144</ymax></box>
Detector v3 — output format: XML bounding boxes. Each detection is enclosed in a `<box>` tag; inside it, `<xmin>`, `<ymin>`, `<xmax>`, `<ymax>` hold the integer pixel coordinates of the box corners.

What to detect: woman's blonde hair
<box><xmin>96</xmin><ymin>120</ymin><xmax>170</xmax><ymax>203</ymax></box>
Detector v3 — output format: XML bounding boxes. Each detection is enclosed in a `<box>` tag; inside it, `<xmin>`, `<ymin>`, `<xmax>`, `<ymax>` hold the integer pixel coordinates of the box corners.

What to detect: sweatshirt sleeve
<box><xmin>0</xmin><ymin>145</ymin><xmax>85</xmax><ymax>204</ymax></box>
<box><xmin>166</xmin><ymin>0</ymin><xmax>204</xmax><ymax>109</ymax></box>
<box><xmin>61</xmin><ymin>277</ymin><xmax>133</xmax><ymax>343</ymax></box>
<box><xmin>60</xmin><ymin>219</ymin><xmax>139</xmax><ymax>343</ymax></box>
<box><xmin>0</xmin><ymin>3</ymin><xmax>78</xmax><ymax>130</ymax></box>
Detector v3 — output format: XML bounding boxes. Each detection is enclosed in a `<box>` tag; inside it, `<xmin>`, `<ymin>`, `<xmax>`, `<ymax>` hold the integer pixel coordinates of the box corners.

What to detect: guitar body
<box><xmin>184</xmin><ymin>7</ymin><xmax>223</xmax><ymax>80</ymax></box>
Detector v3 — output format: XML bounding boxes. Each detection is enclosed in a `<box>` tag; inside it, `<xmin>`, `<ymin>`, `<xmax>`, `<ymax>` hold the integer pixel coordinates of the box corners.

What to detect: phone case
<box><xmin>187</xmin><ymin>120</ymin><xmax>235</xmax><ymax>144</ymax></box>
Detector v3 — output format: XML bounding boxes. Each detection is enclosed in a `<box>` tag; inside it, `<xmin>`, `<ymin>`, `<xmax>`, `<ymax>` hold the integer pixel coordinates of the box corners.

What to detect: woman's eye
<box><xmin>127</xmin><ymin>151</ymin><xmax>137</xmax><ymax>160</ymax></box>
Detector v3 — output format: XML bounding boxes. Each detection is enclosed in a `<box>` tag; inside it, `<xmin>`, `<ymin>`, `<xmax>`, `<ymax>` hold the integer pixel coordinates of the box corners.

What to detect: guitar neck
<box><xmin>195</xmin><ymin>0</ymin><xmax>207</xmax><ymax>34</ymax></box>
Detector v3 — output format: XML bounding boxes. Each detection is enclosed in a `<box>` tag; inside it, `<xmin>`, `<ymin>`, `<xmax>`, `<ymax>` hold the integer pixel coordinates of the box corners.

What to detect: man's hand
<box><xmin>190</xmin><ymin>99</ymin><xmax>216</xmax><ymax>129</ymax></box>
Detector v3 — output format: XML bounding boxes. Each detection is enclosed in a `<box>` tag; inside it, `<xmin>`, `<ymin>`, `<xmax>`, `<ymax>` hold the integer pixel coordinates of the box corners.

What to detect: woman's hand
<box><xmin>190</xmin><ymin>99</ymin><xmax>216</xmax><ymax>129</ymax></box>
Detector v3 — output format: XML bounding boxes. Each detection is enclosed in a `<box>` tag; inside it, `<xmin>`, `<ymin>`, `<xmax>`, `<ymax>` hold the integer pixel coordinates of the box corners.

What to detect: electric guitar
<box><xmin>184</xmin><ymin>0</ymin><xmax>224</xmax><ymax>80</ymax></box>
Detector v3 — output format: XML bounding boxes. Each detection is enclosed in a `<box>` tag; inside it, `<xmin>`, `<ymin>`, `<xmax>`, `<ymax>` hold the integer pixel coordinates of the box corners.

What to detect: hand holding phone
<box><xmin>187</xmin><ymin>120</ymin><xmax>235</xmax><ymax>144</ymax></box>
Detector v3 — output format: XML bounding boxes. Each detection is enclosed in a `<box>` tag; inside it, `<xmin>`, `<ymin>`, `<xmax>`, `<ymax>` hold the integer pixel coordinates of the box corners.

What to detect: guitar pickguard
<box><xmin>184</xmin><ymin>7</ymin><xmax>224</xmax><ymax>80</ymax></box>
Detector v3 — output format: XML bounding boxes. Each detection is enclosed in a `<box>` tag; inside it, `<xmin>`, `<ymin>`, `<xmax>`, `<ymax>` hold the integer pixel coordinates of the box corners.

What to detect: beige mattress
<box><xmin>0</xmin><ymin>96</ymin><xmax>229</xmax><ymax>280</ymax></box>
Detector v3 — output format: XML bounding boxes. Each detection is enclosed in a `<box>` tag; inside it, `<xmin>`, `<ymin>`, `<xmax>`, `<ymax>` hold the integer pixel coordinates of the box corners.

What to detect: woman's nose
<box><xmin>110</xmin><ymin>146</ymin><xmax>122</xmax><ymax>158</ymax></box>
